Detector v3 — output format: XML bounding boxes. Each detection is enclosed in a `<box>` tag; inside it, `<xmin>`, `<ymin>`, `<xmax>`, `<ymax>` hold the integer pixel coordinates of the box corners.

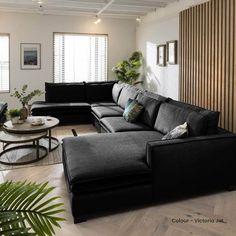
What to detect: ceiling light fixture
<box><xmin>94</xmin><ymin>15</ymin><xmax>102</xmax><ymax>24</ymax></box>
<box><xmin>94</xmin><ymin>0</ymin><xmax>115</xmax><ymax>25</ymax></box>
<box><xmin>136</xmin><ymin>17</ymin><xmax>141</xmax><ymax>22</ymax></box>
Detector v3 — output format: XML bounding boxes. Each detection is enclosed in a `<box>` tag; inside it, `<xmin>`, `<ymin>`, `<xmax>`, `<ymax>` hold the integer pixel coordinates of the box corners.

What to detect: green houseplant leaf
<box><xmin>11</xmin><ymin>85</ymin><xmax>43</xmax><ymax>105</ymax></box>
<box><xmin>112</xmin><ymin>51</ymin><xmax>143</xmax><ymax>85</ymax></box>
<box><xmin>0</xmin><ymin>181</ymin><xmax>65</xmax><ymax>236</ymax></box>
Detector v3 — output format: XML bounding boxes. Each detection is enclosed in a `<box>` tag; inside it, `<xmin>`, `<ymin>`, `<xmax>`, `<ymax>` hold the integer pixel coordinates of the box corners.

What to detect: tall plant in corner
<box><xmin>112</xmin><ymin>51</ymin><xmax>143</xmax><ymax>85</ymax></box>
<box><xmin>0</xmin><ymin>181</ymin><xmax>65</xmax><ymax>236</ymax></box>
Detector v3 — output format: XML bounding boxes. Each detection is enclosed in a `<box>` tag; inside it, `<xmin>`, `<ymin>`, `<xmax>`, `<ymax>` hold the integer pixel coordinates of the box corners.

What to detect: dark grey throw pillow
<box><xmin>162</xmin><ymin>122</ymin><xmax>188</xmax><ymax>140</ymax></box>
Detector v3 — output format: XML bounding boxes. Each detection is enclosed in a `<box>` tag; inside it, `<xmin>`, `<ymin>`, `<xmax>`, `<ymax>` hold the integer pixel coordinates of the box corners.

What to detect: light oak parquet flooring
<box><xmin>1</xmin><ymin>125</ymin><xmax>236</xmax><ymax>236</ymax></box>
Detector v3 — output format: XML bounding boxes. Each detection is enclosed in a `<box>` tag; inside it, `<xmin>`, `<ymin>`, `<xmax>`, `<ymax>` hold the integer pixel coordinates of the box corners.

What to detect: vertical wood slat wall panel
<box><xmin>179</xmin><ymin>0</ymin><xmax>236</xmax><ymax>132</ymax></box>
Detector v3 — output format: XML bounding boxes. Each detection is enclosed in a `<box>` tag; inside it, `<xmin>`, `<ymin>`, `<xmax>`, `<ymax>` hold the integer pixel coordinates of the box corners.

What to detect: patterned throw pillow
<box><xmin>123</xmin><ymin>99</ymin><xmax>144</xmax><ymax>123</ymax></box>
<box><xmin>125</xmin><ymin>98</ymin><xmax>134</xmax><ymax>109</ymax></box>
<box><xmin>162</xmin><ymin>122</ymin><xmax>188</xmax><ymax>140</ymax></box>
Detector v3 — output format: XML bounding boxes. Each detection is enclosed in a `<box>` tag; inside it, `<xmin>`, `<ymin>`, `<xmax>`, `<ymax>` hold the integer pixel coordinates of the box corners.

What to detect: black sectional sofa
<box><xmin>32</xmin><ymin>82</ymin><xmax>236</xmax><ymax>223</ymax></box>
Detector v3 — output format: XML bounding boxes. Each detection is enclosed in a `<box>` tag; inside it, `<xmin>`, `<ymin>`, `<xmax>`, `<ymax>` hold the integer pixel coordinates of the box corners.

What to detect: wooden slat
<box><xmin>207</xmin><ymin>1</ymin><xmax>212</xmax><ymax>109</ymax></box>
<box><xmin>234</xmin><ymin>0</ymin><xmax>236</xmax><ymax>132</ymax></box>
<box><xmin>179</xmin><ymin>0</ymin><xmax>236</xmax><ymax>132</ymax></box>
<box><xmin>183</xmin><ymin>10</ymin><xmax>188</xmax><ymax>102</ymax></box>
<box><xmin>214</xmin><ymin>0</ymin><xmax>219</xmax><ymax>112</ymax></box>
<box><xmin>196</xmin><ymin>5</ymin><xmax>200</xmax><ymax>106</ymax></box>
<box><xmin>210</xmin><ymin>0</ymin><xmax>215</xmax><ymax>111</ymax></box>
<box><xmin>229</xmin><ymin>0</ymin><xmax>233</xmax><ymax>131</ymax></box>
<box><xmin>198</xmin><ymin>4</ymin><xmax>202</xmax><ymax>107</ymax></box>
<box><xmin>201</xmin><ymin>3</ymin><xmax>205</xmax><ymax>108</ymax></box>
<box><xmin>217</xmin><ymin>0</ymin><xmax>222</xmax><ymax>126</ymax></box>
<box><xmin>204</xmin><ymin>2</ymin><xmax>209</xmax><ymax>109</ymax></box>
<box><xmin>179</xmin><ymin>12</ymin><xmax>182</xmax><ymax>101</ymax></box>
<box><xmin>193</xmin><ymin>6</ymin><xmax>197</xmax><ymax>105</ymax></box>
<box><xmin>221</xmin><ymin>0</ymin><xmax>226</xmax><ymax>128</ymax></box>
<box><xmin>225</xmin><ymin>0</ymin><xmax>230</xmax><ymax>130</ymax></box>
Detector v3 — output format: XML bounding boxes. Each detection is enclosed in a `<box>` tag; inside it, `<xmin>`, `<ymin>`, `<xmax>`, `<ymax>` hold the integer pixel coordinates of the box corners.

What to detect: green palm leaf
<box><xmin>0</xmin><ymin>181</ymin><xmax>65</xmax><ymax>236</ymax></box>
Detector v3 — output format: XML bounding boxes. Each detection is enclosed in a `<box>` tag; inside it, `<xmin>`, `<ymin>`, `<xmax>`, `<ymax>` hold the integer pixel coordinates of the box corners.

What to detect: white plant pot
<box><xmin>11</xmin><ymin>116</ymin><xmax>20</xmax><ymax>125</ymax></box>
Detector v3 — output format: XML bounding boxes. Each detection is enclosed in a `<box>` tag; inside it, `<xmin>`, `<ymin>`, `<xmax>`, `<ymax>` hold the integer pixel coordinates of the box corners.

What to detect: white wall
<box><xmin>136</xmin><ymin>0</ymin><xmax>209</xmax><ymax>100</ymax></box>
<box><xmin>0</xmin><ymin>12</ymin><xmax>136</xmax><ymax>108</ymax></box>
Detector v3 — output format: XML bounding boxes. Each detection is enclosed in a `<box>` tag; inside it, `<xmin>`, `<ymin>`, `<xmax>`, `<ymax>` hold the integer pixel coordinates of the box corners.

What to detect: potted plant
<box><xmin>112</xmin><ymin>51</ymin><xmax>143</xmax><ymax>85</ymax></box>
<box><xmin>6</xmin><ymin>108</ymin><xmax>21</xmax><ymax>124</ymax></box>
<box><xmin>0</xmin><ymin>181</ymin><xmax>65</xmax><ymax>235</ymax></box>
<box><xmin>11</xmin><ymin>85</ymin><xmax>43</xmax><ymax>120</ymax></box>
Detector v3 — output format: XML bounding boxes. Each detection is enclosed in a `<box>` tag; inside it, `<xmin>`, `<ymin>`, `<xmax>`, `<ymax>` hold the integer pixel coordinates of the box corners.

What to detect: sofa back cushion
<box><xmin>144</xmin><ymin>91</ymin><xmax>169</xmax><ymax>102</ymax></box>
<box><xmin>45</xmin><ymin>82</ymin><xmax>86</xmax><ymax>103</ymax></box>
<box><xmin>86</xmin><ymin>81</ymin><xmax>116</xmax><ymax>103</ymax></box>
<box><xmin>136</xmin><ymin>93</ymin><xmax>162</xmax><ymax>128</ymax></box>
<box><xmin>169</xmin><ymin>100</ymin><xmax>220</xmax><ymax>135</ymax></box>
<box><xmin>117</xmin><ymin>85</ymin><xmax>140</xmax><ymax>109</ymax></box>
<box><xmin>112</xmin><ymin>83</ymin><xmax>125</xmax><ymax>103</ymax></box>
<box><xmin>154</xmin><ymin>103</ymin><xmax>207</xmax><ymax>137</ymax></box>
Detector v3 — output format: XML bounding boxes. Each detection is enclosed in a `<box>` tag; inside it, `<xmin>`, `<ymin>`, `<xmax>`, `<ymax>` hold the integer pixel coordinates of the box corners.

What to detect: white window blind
<box><xmin>0</xmin><ymin>34</ymin><xmax>10</xmax><ymax>92</ymax></box>
<box><xmin>54</xmin><ymin>33</ymin><xmax>108</xmax><ymax>83</ymax></box>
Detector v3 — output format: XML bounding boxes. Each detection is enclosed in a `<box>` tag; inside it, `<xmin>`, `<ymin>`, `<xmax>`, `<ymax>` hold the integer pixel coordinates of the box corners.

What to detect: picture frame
<box><xmin>157</xmin><ymin>44</ymin><xmax>166</xmax><ymax>66</ymax></box>
<box><xmin>21</xmin><ymin>43</ymin><xmax>41</xmax><ymax>70</ymax></box>
<box><xmin>167</xmin><ymin>40</ymin><xmax>178</xmax><ymax>65</ymax></box>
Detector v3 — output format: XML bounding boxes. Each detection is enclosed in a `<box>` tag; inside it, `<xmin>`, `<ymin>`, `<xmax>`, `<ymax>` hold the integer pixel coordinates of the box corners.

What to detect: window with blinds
<box><xmin>54</xmin><ymin>33</ymin><xmax>108</xmax><ymax>83</ymax></box>
<box><xmin>0</xmin><ymin>34</ymin><xmax>10</xmax><ymax>92</ymax></box>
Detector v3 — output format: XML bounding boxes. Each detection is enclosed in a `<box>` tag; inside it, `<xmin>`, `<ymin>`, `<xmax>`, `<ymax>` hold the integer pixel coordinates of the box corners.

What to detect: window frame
<box><xmin>0</xmin><ymin>33</ymin><xmax>10</xmax><ymax>93</ymax></box>
<box><xmin>52</xmin><ymin>32</ymin><xmax>109</xmax><ymax>83</ymax></box>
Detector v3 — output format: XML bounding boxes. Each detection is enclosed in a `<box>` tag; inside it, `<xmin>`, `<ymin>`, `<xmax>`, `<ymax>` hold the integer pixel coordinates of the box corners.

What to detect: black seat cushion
<box><xmin>136</xmin><ymin>93</ymin><xmax>162</xmax><ymax>128</ymax></box>
<box><xmin>117</xmin><ymin>85</ymin><xmax>140</xmax><ymax>109</ymax></box>
<box><xmin>91</xmin><ymin>106</ymin><xmax>124</xmax><ymax>119</ymax></box>
<box><xmin>45</xmin><ymin>82</ymin><xmax>86</xmax><ymax>103</ymax></box>
<box><xmin>31</xmin><ymin>102</ymin><xmax>91</xmax><ymax>113</ymax></box>
<box><xmin>62</xmin><ymin>131</ymin><xmax>163</xmax><ymax>193</ymax></box>
<box><xmin>154</xmin><ymin>103</ymin><xmax>207</xmax><ymax>136</ymax></box>
<box><xmin>85</xmin><ymin>81</ymin><xmax>116</xmax><ymax>103</ymax></box>
<box><xmin>169</xmin><ymin>99</ymin><xmax>220</xmax><ymax>135</ymax></box>
<box><xmin>101</xmin><ymin>117</ymin><xmax>151</xmax><ymax>133</ymax></box>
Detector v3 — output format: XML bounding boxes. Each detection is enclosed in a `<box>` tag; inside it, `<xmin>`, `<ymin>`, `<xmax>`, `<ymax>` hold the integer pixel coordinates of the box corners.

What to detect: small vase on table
<box><xmin>21</xmin><ymin>103</ymin><xmax>28</xmax><ymax>121</ymax></box>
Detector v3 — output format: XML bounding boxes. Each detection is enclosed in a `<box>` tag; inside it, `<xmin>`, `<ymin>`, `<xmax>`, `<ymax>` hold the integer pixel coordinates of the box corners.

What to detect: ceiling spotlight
<box><xmin>136</xmin><ymin>17</ymin><xmax>141</xmax><ymax>22</ymax></box>
<box><xmin>94</xmin><ymin>15</ymin><xmax>102</xmax><ymax>25</ymax></box>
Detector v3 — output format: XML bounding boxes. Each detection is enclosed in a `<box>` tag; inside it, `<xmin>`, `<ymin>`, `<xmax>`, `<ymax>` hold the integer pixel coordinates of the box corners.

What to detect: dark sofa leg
<box><xmin>74</xmin><ymin>216</ymin><xmax>87</xmax><ymax>224</ymax></box>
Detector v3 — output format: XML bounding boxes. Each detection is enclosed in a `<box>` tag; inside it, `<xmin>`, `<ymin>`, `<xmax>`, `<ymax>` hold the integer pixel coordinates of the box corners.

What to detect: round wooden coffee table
<box><xmin>0</xmin><ymin>131</ymin><xmax>48</xmax><ymax>165</ymax></box>
<box><xmin>0</xmin><ymin>116</ymin><xmax>60</xmax><ymax>165</ymax></box>
<box><xmin>3</xmin><ymin>116</ymin><xmax>60</xmax><ymax>152</ymax></box>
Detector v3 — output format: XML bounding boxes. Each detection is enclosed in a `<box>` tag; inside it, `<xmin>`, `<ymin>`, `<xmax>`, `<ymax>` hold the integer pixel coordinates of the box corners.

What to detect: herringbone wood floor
<box><xmin>1</xmin><ymin>125</ymin><xmax>236</xmax><ymax>236</ymax></box>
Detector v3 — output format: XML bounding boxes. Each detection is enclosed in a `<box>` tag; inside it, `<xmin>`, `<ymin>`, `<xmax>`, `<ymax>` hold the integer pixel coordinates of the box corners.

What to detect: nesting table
<box><xmin>0</xmin><ymin>116</ymin><xmax>59</xmax><ymax>165</ymax></box>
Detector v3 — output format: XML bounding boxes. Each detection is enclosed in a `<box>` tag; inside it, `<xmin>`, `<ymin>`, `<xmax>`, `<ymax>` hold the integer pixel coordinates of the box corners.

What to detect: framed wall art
<box><xmin>157</xmin><ymin>44</ymin><xmax>166</xmax><ymax>66</ymax></box>
<box><xmin>21</xmin><ymin>43</ymin><xmax>41</xmax><ymax>70</ymax></box>
<box><xmin>167</xmin><ymin>40</ymin><xmax>178</xmax><ymax>65</ymax></box>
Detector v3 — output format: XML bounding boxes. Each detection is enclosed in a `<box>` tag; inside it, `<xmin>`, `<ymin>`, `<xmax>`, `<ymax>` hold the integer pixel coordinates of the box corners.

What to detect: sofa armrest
<box><xmin>146</xmin><ymin>134</ymin><xmax>236</xmax><ymax>198</ymax></box>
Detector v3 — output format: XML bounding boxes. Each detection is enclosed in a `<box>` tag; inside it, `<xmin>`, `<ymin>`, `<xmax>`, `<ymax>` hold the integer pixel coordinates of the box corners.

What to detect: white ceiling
<box><xmin>0</xmin><ymin>0</ymin><xmax>178</xmax><ymax>19</ymax></box>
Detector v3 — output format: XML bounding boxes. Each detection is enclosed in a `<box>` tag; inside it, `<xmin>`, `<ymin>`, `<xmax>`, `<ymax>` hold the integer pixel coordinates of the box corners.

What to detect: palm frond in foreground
<box><xmin>0</xmin><ymin>181</ymin><xmax>65</xmax><ymax>236</ymax></box>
